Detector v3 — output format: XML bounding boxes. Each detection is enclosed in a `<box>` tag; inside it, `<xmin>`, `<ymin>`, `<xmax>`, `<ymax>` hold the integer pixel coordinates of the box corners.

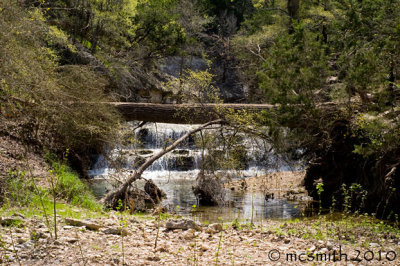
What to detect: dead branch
<box><xmin>101</xmin><ymin>119</ymin><xmax>224</xmax><ymax>208</ymax></box>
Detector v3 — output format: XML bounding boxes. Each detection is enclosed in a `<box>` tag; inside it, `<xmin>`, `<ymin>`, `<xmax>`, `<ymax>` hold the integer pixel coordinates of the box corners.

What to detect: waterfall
<box><xmin>87</xmin><ymin>122</ymin><xmax>305</xmax><ymax>222</ymax></box>
<box><xmin>88</xmin><ymin>122</ymin><xmax>296</xmax><ymax>178</ymax></box>
<box><xmin>89</xmin><ymin>123</ymin><xmax>202</xmax><ymax>177</ymax></box>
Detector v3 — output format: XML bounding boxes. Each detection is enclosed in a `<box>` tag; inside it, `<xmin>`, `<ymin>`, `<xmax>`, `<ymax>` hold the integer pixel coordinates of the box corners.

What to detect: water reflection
<box><xmin>88</xmin><ymin>122</ymin><xmax>306</xmax><ymax>223</ymax></box>
<box><xmin>88</xmin><ymin>172</ymin><xmax>305</xmax><ymax>224</ymax></box>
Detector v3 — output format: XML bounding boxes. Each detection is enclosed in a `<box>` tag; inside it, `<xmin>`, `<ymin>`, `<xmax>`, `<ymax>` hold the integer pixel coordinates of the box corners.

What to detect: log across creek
<box><xmin>108</xmin><ymin>102</ymin><xmax>275</xmax><ymax>124</ymax></box>
<box><xmin>107</xmin><ymin>102</ymin><xmax>338</xmax><ymax>124</ymax></box>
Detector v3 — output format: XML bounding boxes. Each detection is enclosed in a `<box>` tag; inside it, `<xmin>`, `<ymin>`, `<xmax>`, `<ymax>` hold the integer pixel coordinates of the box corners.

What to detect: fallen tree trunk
<box><xmin>108</xmin><ymin>103</ymin><xmax>275</xmax><ymax>124</ymax></box>
<box><xmin>102</xmin><ymin>119</ymin><xmax>224</xmax><ymax>209</ymax></box>
<box><xmin>106</xmin><ymin>102</ymin><xmax>341</xmax><ymax>124</ymax></box>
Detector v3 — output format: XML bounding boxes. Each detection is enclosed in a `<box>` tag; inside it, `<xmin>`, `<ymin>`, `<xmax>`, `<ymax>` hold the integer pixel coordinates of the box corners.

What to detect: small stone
<box><xmin>200</xmin><ymin>245</ymin><xmax>208</xmax><ymax>251</ymax></box>
<box><xmin>183</xmin><ymin>229</ymin><xmax>196</xmax><ymax>240</ymax></box>
<box><xmin>62</xmin><ymin>237</ymin><xmax>79</xmax><ymax>244</ymax></box>
<box><xmin>16</xmin><ymin>237</ymin><xmax>25</xmax><ymax>244</ymax></box>
<box><xmin>63</xmin><ymin>226</ymin><xmax>74</xmax><ymax>230</ymax></box>
<box><xmin>326</xmin><ymin>241</ymin><xmax>334</xmax><ymax>250</ymax></box>
<box><xmin>65</xmin><ymin>218</ymin><xmax>101</xmax><ymax>231</ymax></box>
<box><xmin>166</xmin><ymin>218</ymin><xmax>198</xmax><ymax>230</ymax></box>
<box><xmin>102</xmin><ymin>227</ymin><xmax>128</xmax><ymax>236</ymax></box>
<box><xmin>319</xmin><ymin>248</ymin><xmax>329</xmax><ymax>254</ymax></box>
<box><xmin>209</xmin><ymin>223</ymin><xmax>223</xmax><ymax>232</ymax></box>
<box><xmin>326</xmin><ymin>76</ymin><xmax>338</xmax><ymax>84</ymax></box>
<box><xmin>284</xmin><ymin>238</ymin><xmax>290</xmax><ymax>244</ymax></box>
<box><xmin>147</xmin><ymin>256</ymin><xmax>161</xmax><ymax>262</ymax></box>
<box><xmin>308</xmin><ymin>245</ymin><xmax>316</xmax><ymax>252</ymax></box>
<box><xmin>317</xmin><ymin>240</ymin><xmax>325</xmax><ymax>248</ymax></box>
<box><xmin>205</xmin><ymin>227</ymin><xmax>217</xmax><ymax>234</ymax></box>
<box><xmin>369</xmin><ymin>243</ymin><xmax>379</xmax><ymax>248</ymax></box>
<box><xmin>157</xmin><ymin>246</ymin><xmax>169</xmax><ymax>253</ymax></box>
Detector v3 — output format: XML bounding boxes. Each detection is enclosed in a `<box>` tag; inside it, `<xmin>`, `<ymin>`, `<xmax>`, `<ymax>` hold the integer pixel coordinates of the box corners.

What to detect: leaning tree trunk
<box><xmin>102</xmin><ymin>119</ymin><xmax>224</xmax><ymax>209</ymax></box>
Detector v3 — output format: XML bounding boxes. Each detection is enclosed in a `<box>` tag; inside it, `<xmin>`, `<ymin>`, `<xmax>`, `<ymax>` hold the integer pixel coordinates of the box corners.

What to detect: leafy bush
<box><xmin>0</xmin><ymin>3</ymin><xmax>120</xmax><ymax>171</ymax></box>
<box><xmin>5</xmin><ymin>165</ymin><xmax>102</xmax><ymax>213</ymax></box>
<box><xmin>53</xmin><ymin>163</ymin><xmax>102</xmax><ymax>211</ymax></box>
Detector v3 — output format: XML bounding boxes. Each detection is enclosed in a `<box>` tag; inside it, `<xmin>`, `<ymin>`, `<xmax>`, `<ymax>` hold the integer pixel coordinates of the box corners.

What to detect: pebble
<box><xmin>147</xmin><ymin>256</ymin><xmax>161</xmax><ymax>261</ymax></box>
<box><xmin>200</xmin><ymin>244</ymin><xmax>209</xmax><ymax>251</ymax></box>
<box><xmin>183</xmin><ymin>229</ymin><xmax>196</xmax><ymax>240</ymax></box>
<box><xmin>308</xmin><ymin>245</ymin><xmax>316</xmax><ymax>252</ymax></box>
<box><xmin>369</xmin><ymin>242</ymin><xmax>380</xmax><ymax>248</ymax></box>
<box><xmin>63</xmin><ymin>226</ymin><xmax>74</xmax><ymax>230</ymax></box>
<box><xmin>319</xmin><ymin>248</ymin><xmax>329</xmax><ymax>254</ymax></box>
<box><xmin>62</xmin><ymin>237</ymin><xmax>79</xmax><ymax>243</ymax></box>
<box><xmin>209</xmin><ymin>223</ymin><xmax>223</xmax><ymax>232</ymax></box>
<box><xmin>317</xmin><ymin>240</ymin><xmax>325</xmax><ymax>247</ymax></box>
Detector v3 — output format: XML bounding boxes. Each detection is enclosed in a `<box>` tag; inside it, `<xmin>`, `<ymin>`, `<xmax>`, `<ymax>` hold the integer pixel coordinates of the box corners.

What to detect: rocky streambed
<box><xmin>1</xmin><ymin>213</ymin><xmax>399</xmax><ymax>265</ymax></box>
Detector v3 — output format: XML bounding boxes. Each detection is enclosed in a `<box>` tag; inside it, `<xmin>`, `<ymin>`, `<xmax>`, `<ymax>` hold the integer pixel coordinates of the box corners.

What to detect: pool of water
<box><xmin>88</xmin><ymin>122</ymin><xmax>307</xmax><ymax>223</ymax></box>
<box><xmin>88</xmin><ymin>171</ymin><xmax>307</xmax><ymax>224</ymax></box>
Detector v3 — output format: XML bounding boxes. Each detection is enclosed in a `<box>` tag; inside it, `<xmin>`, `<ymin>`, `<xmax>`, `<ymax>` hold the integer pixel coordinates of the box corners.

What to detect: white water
<box><xmin>88</xmin><ymin>122</ymin><xmax>304</xmax><ymax>222</ymax></box>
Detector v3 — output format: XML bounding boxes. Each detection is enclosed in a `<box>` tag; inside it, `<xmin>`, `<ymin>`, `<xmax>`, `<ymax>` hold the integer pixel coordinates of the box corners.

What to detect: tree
<box><xmin>102</xmin><ymin>119</ymin><xmax>223</xmax><ymax>209</ymax></box>
<box><xmin>0</xmin><ymin>2</ymin><xmax>120</xmax><ymax>174</ymax></box>
<box><xmin>232</xmin><ymin>0</ymin><xmax>400</xmax><ymax>217</ymax></box>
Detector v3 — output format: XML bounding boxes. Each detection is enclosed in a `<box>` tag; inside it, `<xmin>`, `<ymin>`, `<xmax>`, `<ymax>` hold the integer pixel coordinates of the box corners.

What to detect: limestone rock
<box><xmin>369</xmin><ymin>242</ymin><xmax>379</xmax><ymax>248</ymax></box>
<box><xmin>0</xmin><ymin>217</ymin><xmax>24</xmax><ymax>226</ymax></box>
<box><xmin>319</xmin><ymin>248</ymin><xmax>329</xmax><ymax>254</ymax></box>
<box><xmin>102</xmin><ymin>227</ymin><xmax>128</xmax><ymax>236</ymax></box>
<box><xmin>326</xmin><ymin>241</ymin><xmax>334</xmax><ymax>250</ymax></box>
<box><xmin>65</xmin><ymin>218</ymin><xmax>101</xmax><ymax>231</ymax></box>
<box><xmin>166</xmin><ymin>218</ymin><xmax>200</xmax><ymax>230</ymax></box>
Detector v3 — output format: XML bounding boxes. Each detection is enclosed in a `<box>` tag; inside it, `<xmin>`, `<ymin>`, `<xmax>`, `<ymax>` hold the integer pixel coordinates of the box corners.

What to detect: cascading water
<box><xmin>88</xmin><ymin>122</ymin><xmax>305</xmax><ymax>223</ymax></box>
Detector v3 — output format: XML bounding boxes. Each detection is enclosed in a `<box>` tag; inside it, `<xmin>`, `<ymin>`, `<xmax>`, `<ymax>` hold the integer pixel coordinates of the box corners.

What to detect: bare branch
<box><xmin>102</xmin><ymin>119</ymin><xmax>224</xmax><ymax>208</ymax></box>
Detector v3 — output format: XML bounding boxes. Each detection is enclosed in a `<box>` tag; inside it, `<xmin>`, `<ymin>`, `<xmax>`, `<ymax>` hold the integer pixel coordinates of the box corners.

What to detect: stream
<box><xmin>88</xmin><ymin>122</ymin><xmax>307</xmax><ymax>223</ymax></box>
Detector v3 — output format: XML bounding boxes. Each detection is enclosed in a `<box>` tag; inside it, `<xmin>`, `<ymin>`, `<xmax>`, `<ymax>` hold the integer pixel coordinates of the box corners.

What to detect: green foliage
<box><xmin>165</xmin><ymin>68</ymin><xmax>219</xmax><ymax>104</ymax></box>
<box><xmin>5</xmin><ymin>161</ymin><xmax>101</xmax><ymax>214</ymax></box>
<box><xmin>45</xmin><ymin>154</ymin><xmax>102</xmax><ymax>211</ymax></box>
<box><xmin>352</xmin><ymin>114</ymin><xmax>400</xmax><ymax>157</ymax></box>
<box><xmin>280</xmin><ymin>213</ymin><xmax>400</xmax><ymax>246</ymax></box>
<box><xmin>316</xmin><ymin>182</ymin><xmax>324</xmax><ymax>215</ymax></box>
<box><xmin>0</xmin><ymin>2</ymin><xmax>120</xmax><ymax>167</ymax></box>
<box><xmin>5</xmin><ymin>170</ymin><xmax>38</xmax><ymax>208</ymax></box>
<box><xmin>133</xmin><ymin>0</ymin><xmax>187</xmax><ymax>57</ymax></box>
<box><xmin>258</xmin><ymin>23</ymin><xmax>329</xmax><ymax>105</ymax></box>
<box><xmin>231</xmin><ymin>0</ymin><xmax>400</xmax><ymax>170</ymax></box>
